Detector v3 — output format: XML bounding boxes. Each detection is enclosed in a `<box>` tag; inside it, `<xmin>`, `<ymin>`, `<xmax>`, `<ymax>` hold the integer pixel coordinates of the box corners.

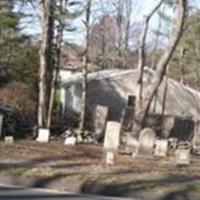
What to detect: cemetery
<box><xmin>1</xmin><ymin>0</ymin><xmax>200</xmax><ymax>199</ymax></box>
<box><xmin>1</xmin><ymin>83</ymin><xmax>200</xmax><ymax>199</ymax></box>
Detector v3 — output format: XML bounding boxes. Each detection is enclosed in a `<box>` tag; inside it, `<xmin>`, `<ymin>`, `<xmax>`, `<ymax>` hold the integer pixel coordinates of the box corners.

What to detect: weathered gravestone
<box><xmin>154</xmin><ymin>139</ymin><xmax>168</xmax><ymax>157</ymax></box>
<box><xmin>138</xmin><ymin>128</ymin><xmax>156</xmax><ymax>155</ymax></box>
<box><xmin>124</xmin><ymin>133</ymin><xmax>139</xmax><ymax>157</ymax></box>
<box><xmin>175</xmin><ymin>141</ymin><xmax>191</xmax><ymax>166</ymax></box>
<box><xmin>95</xmin><ymin>105</ymin><xmax>108</xmax><ymax>138</ymax></box>
<box><xmin>5</xmin><ymin>136</ymin><xmax>14</xmax><ymax>144</ymax></box>
<box><xmin>36</xmin><ymin>128</ymin><xmax>50</xmax><ymax>143</ymax></box>
<box><xmin>106</xmin><ymin>151</ymin><xmax>115</xmax><ymax>165</ymax></box>
<box><xmin>0</xmin><ymin>115</ymin><xmax>3</xmax><ymax>137</ymax></box>
<box><xmin>64</xmin><ymin>136</ymin><xmax>76</xmax><ymax>146</ymax></box>
<box><xmin>103</xmin><ymin>121</ymin><xmax>121</xmax><ymax>164</ymax></box>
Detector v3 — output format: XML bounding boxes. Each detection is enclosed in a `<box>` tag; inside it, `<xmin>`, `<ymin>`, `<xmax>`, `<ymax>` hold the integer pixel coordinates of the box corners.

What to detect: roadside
<box><xmin>0</xmin><ymin>140</ymin><xmax>200</xmax><ymax>199</ymax></box>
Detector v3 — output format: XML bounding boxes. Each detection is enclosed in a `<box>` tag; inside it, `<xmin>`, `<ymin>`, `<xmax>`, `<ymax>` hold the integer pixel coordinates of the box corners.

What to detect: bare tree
<box><xmin>141</xmin><ymin>0</ymin><xmax>187</xmax><ymax>126</ymax></box>
<box><xmin>47</xmin><ymin>0</ymin><xmax>66</xmax><ymax>128</ymax></box>
<box><xmin>137</xmin><ymin>0</ymin><xmax>163</xmax><ymax>111</ymax></box>
<box><xmin>124</xmin><ymin>0</ymin><xmax>132</xmax><ymax>52</ymax></box>
<box><xmin>38</xmin><ymin>0</ymin><xmax>55</xmax><ymax>128</ymax></box>
<box><xmin>79</xmin><ymin>0</ymin><xmax>92</xmax><ymax>138</ymax></box>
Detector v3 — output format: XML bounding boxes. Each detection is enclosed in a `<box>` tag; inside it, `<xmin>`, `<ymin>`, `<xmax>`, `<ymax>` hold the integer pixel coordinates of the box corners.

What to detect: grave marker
<box><xmin>138</xmin><ymin>128</ymin><xmax>156</xmax><ymax>155</ymax></box>
<box><xmin>64</xmin><ymin>136</ymin><xmax>76</xmax><ymax>146</ymax></box>
<box><xmin>175</xmin><ymin>141</ymin><xmax>191</xmax><ymax>166</ymax></box>
<box><xmin>5</xmin><ymin>136</ymin><xmax>14</xmax><ymax>144</ymax></box>
<box><xmin>36</xmin><ymin>128</ymin><xmax>50</xmax><ymax>143</ymax></box>
<box><xmin>125</xmin><ymin>133</ymin><xmax>139</xmax><ymax>156</ymax></box>
<box><xmin>103</xmin><ymin>121</ymin><xmax>121</xmax><ymax>164</ymax></box>
<box><xmin>154</xmin><ymin>139</ymin><xmax>168</xmax><ymax>157</ymax></box>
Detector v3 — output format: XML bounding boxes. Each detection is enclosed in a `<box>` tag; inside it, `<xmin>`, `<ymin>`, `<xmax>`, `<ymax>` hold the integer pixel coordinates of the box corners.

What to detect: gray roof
<box><xmin>61</xmin><ymin>68</ymin><xmax>137</xmax><ymax>87</ymax></box>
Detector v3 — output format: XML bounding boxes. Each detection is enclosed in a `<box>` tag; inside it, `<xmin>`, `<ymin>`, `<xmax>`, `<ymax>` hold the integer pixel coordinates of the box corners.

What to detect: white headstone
<box><xmin>36</xmin><ymin>128</ymin><xmax>50</xmax><ymax>143</ymax></box>
<box><xmin>64</xmin><ymin>136</ymin><xmax>76</xmax><ymax>146</ymax></box>
<box><xmin>174</xmin><ymin>141</ymin><xmax>191</xmax><ymax>166</ymax></box>
<box><xmin>175</xmin><ymin>149</ymin><xmax>190</xmax><ymax>166</ymax></box>
<box><xmin>103</xmin><ymin>121</ymin><xmax>121</xmax><ymax>152</ymax></box>
<box><xmin>106</xmin><ymin>151</ymin><xmax>115</xmax><ymax>165</ymax></box>
<box><xmin>154</xmin><ymin>139</ymin><xmax>168</xmax><ymax>157</ymax></box>
<box><xmin>5</xmin><ymin>136</ymin><xmax>14</xmax><ymax>144</ymax></box>
<box><xmin>125</xmin><ymin>133</ymin><xmax>139</xmax><ymax>155</ymax></box>
<box><xmin>138</xmin><ymin>128</ymin><xmax>156</xmax><ymax>154</ymax></box>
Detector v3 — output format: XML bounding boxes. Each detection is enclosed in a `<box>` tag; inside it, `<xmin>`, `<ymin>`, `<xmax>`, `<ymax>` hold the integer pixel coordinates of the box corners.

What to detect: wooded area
<box><xmin>2</xmin><ymin>0</ymin><xmax>200</xmax><ymax>198</ymax></box>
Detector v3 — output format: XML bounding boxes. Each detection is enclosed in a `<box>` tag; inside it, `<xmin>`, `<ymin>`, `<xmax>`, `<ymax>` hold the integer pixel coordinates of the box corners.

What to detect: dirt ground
<box><xmin>0</xmin><ymin>140</ymin><xmax>200</xmax><ymax>200</ymax></box>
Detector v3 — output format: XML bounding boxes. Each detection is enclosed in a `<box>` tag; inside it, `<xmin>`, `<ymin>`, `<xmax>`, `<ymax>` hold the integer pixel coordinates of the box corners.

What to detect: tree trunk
<box><xmin>115</xmin><ymin>0</ymin><xmax>123</xmax><ymax>57</ymax></box>
<box><xmin>141</xmin><ymin>0</ymin><xmax>187</xmax><ymax>126</ymax></box>
<box><xmin>161</xmin><ymin>75</ymin><xmax>168</xmax><ymax>117</ymax></box>
<box><xmin>47</xmin><ymin>0</ymin><xmax>66</xmax><ymax>129</ymax></box>
<box><xmin>38</xmin><ymin>0</ymin><xmax>55</xmax><ymax>128</ymax></box>
<box><xmin>79</xmin><ymin>0</ymin><xmax>91</xmax><ymax>135</ymax></box>
<box><xmin>124</xmin><ymin>0</ymin><xmax>132</xmax><ymax>52</ymax></box>
<box><xmin>137</xmin><ymin>0</ymin><xmax>163</xmax><ymax>113</ymax></box>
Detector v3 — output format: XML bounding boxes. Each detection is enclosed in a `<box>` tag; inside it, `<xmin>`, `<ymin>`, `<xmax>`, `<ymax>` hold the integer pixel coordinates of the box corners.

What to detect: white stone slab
<box><xmin>5</xmin><ymin>136</ymin><xmax>14</xmax><ymax>144</ymax></box>
<box><xmin>125</xmin><ymin>133</ymin><xmax>139</xmax><ymax>155</ymax></box>
<box><xmin>106</xmin><ymin>151</ymin><xmax>115</xmax><ymax>165</ymax></box>
<box><xmin>36</xmin><ymin>128</ymin><xmax>50</xmax><ymax>143</ymax></box>
<box><xmin>64</xmin><ymin>136</ymin><xmax>76</xmax><ymax>146</ymax></box>
<box><xmin>154</xmin><ymin>139</ymin><xmax>168</xmax><ymax>157</ymax></box>
<box><xmin>175</xmin><ymin>149</ymin><xmax>190</xmax><ymax>166</ymax></box>
<box><xmin>103</xmin><ymin>121</ymin><xmax>121</xmax><ymax>152</ymax></box>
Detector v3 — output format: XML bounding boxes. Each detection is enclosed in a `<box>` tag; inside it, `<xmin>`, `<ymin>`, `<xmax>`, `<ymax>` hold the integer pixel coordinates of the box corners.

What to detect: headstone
<box><xmin>103</xmin><ymin>121</ymin><xmax>121</xmax><ymax>152</ymax></box>
<box><xmin>36</xmin><ymin>128</ymin><xmax>50</xmax><ymax>143</ymax></box>
<box><xmin>5</xmin><ymin>136</ymin><xmax>14</xmax><ymax>144</ymax></box>
<box><xmin>106</xmin><ymin>151</ymin><xmax>115</xmax><ymax>165</ymax></box>
<box><xmin>64</xmin><ymin>136</ymin><xmax>76</xmax><ymax>146</ymax></box>
<box><xmin>0</xmin><ymin>115</ymin><xmax>3</xmax><ymax>137</ymax></box>
<box><xmin>124</xmin><ymin>133</ymin><xmax>139</xmax><ymax>155</ymax></box>
<box><xmin>175</xmin><ymin>149</ymin><xmax>190</xmax><ymax>166</ymax></box>
<box><xmin>103</xmin><ymin>121</ymin><xmax>121</xmax><ymax>164</ymax></box>
<box><xmin>154</xmin><ymin>139</ymin><xmax>168</xmax><ymax>157</ymax></box>
<box><xmin>175</xmin><ymin>141</ymin><xmax>191</xmax><ymax>166</ymax></box>
<box><xmin>138</xmin><ymin>128</ymin><xmax>156</xmax><ymax>155</ymax></box>
<box><xmin>95</xmin><ymin>105</ymin><xmax>108</xmax><ymax>137</ymax></box>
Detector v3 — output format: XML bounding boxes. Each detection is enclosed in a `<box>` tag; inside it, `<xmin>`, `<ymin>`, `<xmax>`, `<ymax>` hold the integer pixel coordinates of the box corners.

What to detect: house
<box><xmin>59</xmin><ymin>67</ymin><xmax>200</xmax><ymax>132</ymax></box>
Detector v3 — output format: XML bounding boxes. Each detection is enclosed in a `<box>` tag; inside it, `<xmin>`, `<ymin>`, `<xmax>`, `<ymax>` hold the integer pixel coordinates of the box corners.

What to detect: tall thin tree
<box><xmin>47</xmin><ymin>0</ymin><xmax>66</xmax><ymax>128</ymax></box>
<box><xmin>141</xmin><ymin>0</ymin><xmax>187</xmax><ymax>126</ymax></box>
<box><xmin>137</xmin><ymin>0</ymin><xmax>163</xmax><ymax>113</ymax></box>
<box><xmin>38</xmin><ymin>0</ymin><xmax>55</xmax><ymax>128</ymax></box>
<box><xmin>79</xmin><ymin>0</ymin><xmax>92</xmax><ymax>138</ymax></box>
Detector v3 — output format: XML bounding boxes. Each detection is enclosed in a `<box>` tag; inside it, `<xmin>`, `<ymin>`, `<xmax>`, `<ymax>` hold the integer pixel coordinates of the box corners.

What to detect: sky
<box><xmin>16</xmin><ymin>0</ymin><xmax>200</xmax><ymax>46</ymax></box>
